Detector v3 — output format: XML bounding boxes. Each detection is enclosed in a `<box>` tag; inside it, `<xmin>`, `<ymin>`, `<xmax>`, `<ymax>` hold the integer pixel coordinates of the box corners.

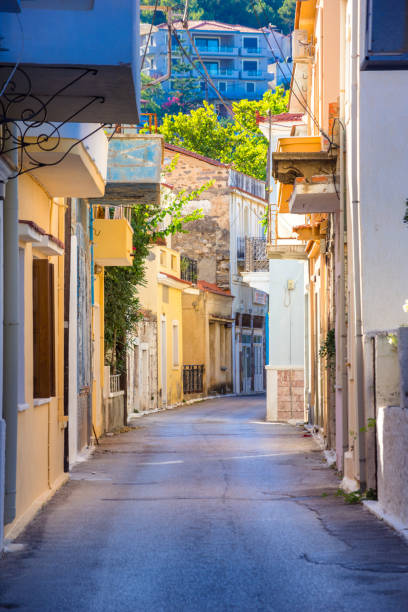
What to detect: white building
<box><xmin>229</xmin><ymin>170</ymin><xmax>268</xmax><ymax>394</ymax></box>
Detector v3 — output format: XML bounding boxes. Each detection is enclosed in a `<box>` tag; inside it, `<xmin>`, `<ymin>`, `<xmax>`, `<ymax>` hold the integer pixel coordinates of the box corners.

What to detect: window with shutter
<box><xmin>33</xmin><ymin>259</ymin><xmax>56</xmax><ymax>398</ymax></box>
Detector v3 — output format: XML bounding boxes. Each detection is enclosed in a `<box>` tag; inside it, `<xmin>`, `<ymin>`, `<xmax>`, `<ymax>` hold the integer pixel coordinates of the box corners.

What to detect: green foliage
<box><xmin>159</xmin><ymin>88</ymin><xmax>288</xmax><ymax>180</ymax></box>
<box><xmin>278</xmin><ymin>0</ymin><xmax>297</xmax><ymax>31</ymax></box>
<box><xmin>140</xmin><ymin>0</ymin><xmax>295</xmax><ymax>33</ymax></box>
<box><xmin>104</xmin><ymin>174</ymin><xmax>210</xmax><ymax>373</ymax></box>
<box><xmin>141</xmin><ymin>73</ymin><xmax>165</xmax><ymax>117</ymax></box>
<box><xmin>335</xmin><ymin>488</ymin><xmax>363</xmax><ymax>504</ymax></box>
<box><xmin>319</xmin><ymin>329</ymin><xmax>336</xmax><ymax>374</ymax></box>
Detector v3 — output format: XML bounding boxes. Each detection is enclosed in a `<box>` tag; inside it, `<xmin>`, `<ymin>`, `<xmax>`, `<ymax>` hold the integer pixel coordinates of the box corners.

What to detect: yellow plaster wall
<box><xmin>6</xmin><ymin>175</ymin><xmax>66</xmax><ymax>538</ymax></box>
<box><xmin>137</xmin><ymin>244</ymin><xmax>184</xmax><ymax>406</ymax></box>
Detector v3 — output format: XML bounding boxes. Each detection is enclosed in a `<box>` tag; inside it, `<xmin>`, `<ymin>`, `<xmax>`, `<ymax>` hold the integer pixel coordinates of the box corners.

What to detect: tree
<box><xmin>161</xmin><ymin>59</ymin><xmax>203</xmax><ymax>114</ymax></box>
<box><xmin>104</xmin><ymin>174</ymin><xmax>210</xmax><ymax>373</ymax></box>
<box><xmin>141</xmin><ymin>73</ymin><xmax>165</xmax><ymax>117</ymax></box>
<box><xmin>159</xmin><ymin>88</ymin><xmax>289</xmax><ymax>180</ymax></box>
<box><xmin>278</xmin><ymin>0</ymin><xmax>296</xmax><ymax>33</ymax></box>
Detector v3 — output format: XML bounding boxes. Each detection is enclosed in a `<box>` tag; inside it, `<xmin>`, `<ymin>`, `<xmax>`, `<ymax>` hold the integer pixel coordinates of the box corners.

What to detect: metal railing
<box><xmin>194</xmin><ymin>46</ymin><xmax>237</xmax><ymax>55</ymax></box>
<box><xmin>180</xmin><ymin>255</ymin><xmax>198</xmax><ymax>284</ymax></box>
<box><xmin>110</xmin><ymin>374</ymin><xmax>121</xmax><ymax>394</ymax></box>
<box><xmin>183</xmin><ymin>365</ymin><xmax>204</xmax><ymax>394</ymax></box>
<box><xmin>245</xmin><ymin>237</ymin><xmax>269</xmax><ymax>272</ymax></box>
<box><xmin>93</xmin><ymin>205</ymin><xmax>132</xmax><ymax>224</ymax></box>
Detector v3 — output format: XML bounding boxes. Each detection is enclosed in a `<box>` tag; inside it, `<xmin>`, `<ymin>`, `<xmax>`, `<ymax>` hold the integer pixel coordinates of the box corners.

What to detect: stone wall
<box><xmin>164</xmin><ymin>146</ymin><xmax>231</xmax><ymax>290</ymax></box>
<box><xmin>266</xmin><ymin>366</ymin><xmax>305</xmax><ymax>422</ymax></box>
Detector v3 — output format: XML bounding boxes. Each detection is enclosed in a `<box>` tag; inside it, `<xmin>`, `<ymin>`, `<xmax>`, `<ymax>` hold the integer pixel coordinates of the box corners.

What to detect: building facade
<box><xmin>260</xmin><ymin>0</ymin><xmax>408</xmax><ymax>534</ymax></box>
<box><xmin>0</xmin><ymin>0</ymin><xmax>140</xmax><ymax>550</ymax></box>
<box><xmin>141</xmin><ymin>20</ymin><xmax>292</xmax><ymax>111</ymax></box>
<box><xmin>165</xmin><ymin>144</ymin><xmax>268</xmax><ymax>396</ymax></box>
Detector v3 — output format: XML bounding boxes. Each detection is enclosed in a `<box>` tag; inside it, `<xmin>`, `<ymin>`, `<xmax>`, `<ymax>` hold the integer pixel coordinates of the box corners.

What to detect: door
<box><xmin>141</xmin><ymin>344</ymin><xmax>149</xmax><ymax>411</ymax></box>
<box><xmin>253</xmin><ymin>339</ymin><xmax>264</xmax><ymax>392</ymax></box>
<box><xmin>241</xmin><ymin>334</ymin><xmax>252</xmax><ymax>393</ymax></box>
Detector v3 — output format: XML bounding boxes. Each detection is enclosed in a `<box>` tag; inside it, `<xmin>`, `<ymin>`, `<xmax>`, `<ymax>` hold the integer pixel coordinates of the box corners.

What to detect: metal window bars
<box><xmin>183</xmin><ymin>365</ymin><xmax>204</xmax><ymax>394</ymax></box>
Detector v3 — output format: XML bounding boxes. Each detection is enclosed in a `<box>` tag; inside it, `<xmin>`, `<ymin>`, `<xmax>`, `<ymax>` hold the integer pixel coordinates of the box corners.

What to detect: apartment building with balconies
<box><xmin>141</xmin><ymin>20</ymin><xmax>292</xmax><ymax>110</ymax></box>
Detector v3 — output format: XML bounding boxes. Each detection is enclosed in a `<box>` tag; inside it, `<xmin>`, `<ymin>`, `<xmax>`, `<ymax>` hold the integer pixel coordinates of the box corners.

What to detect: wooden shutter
<box><xmin>33</xmin><ymin>260</ymin><xmax>56</xmax><ymax>398</ymax></box>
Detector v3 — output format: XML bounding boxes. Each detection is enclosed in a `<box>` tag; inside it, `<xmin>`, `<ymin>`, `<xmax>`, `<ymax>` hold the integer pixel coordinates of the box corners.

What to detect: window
<box><xmin>160</xmin><ymin>250</ymin><xmax>167</xmax><ymax>266</ymax></box>
<box><xmin>219</xmin><ymin>81</ymin><xmax>227</xmax><ymax>93</ymax></box>
<box><xmin>243</xmin><ymin>60</ymin><xmax>258</xmax><ymax>73</ymax></box>
<box><xmin>246</xmin><ymin>82</ymin><xmax>255</xmax><ymax>93</ymax></box>
<box><xmin>171</xmin><ymin>254</ymin><xmax>177</xmax><ymax>270</ymax></box>
<box><xmin>204</xmin><ymin>61</ymin><xmax>219</xmax><ymax>75</ymax></box>
<box><xmin>162</xmin><ymin>285</ymin><xmax>169</xmax><ymax>304</ymax></box>
<box><xmin>195</xmin><ymin>37</ymin><xmax>219</xmax><ymax>52</ymax></box>
<box><xmin>33</xmin><ymin>259</ymin><xmax>55</xmax><ymax>398</ymax></box>
<box><xmin>200</xmin><ymin>81</ymin><xmax>206</xmax><ymax>91</ymax></box>
<box><xmin>364</xmin><ymin>0</ymin><xmax>408</xmax><ymax>68</ymax></box>
<box><xmin>172</xmin><ymin>321</ymin><xmax>179</xmax><ymax>367</ymax></box>
<box><xmin>243</xmin><ymin>37</ymin><xmax>258</xmax><ymax>51</ymax></box>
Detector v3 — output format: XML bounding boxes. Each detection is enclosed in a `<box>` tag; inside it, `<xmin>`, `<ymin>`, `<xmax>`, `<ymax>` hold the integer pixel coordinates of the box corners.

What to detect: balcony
<box><xmin>245</xmin><ymin>238</ymin><xmax>269</xmax><ymax>272</ymax></box>
<box><xmin>18</xmin><ymin>123</ymin><xmax>108</xmax><ymax>198</ymax></box>
<box><xmin>93</xmin><ymin>207</ymin><xmax>133</xmax><ymax>267</ymax></box>
<box><xmin>89</xmin><ymin>133</ymin><xmax>163</xmax><ymax>207</ymax></box>
<box><xmin>0</xmin><ymin>1</ymin><xmax>140</xmax><ymax>123</ymax></box>
<box><xmin>240</xmin><ymin>47</ymin><xmax>262</xmax><ymax>56</ymax></box>
<box><xmin>194</xmin><ymin>46</ymin><xmax>238</xmax><ymax>56</ymax></box>
<box><xmin>206</xmin><ymin>68</ymin><xmax>239</xmax><ymax>79</ymax></box>
<box><xmin>289</xmin><ymin>176</ymin><xmax>340</xmax><ymax>214</ymax></box>
<box><xmin>240</xmin><ymin>70</ymin><xmax>266</xmax><ymax>80</ymax></box>
<box><xmin>272</xmin><ymin>136</ymin><xmax>335</xmax><ymax>212</ymax></box>
<box><xmin>180</xmin><ymin>255</ymin><xmax>198</xmax><ymax>284</ymax></box>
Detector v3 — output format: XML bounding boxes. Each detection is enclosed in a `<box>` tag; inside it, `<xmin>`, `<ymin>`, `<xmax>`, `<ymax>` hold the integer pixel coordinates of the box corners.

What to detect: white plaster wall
<box><xmin>377</xmin><ymin>406</ymin><xmax>408</xmax><ymax>526</ymax></box>
<box><xmin>359</xmin><ymin>72</ymin><xmax>408</xmax><ymax>333</ymax></box>
<box><xmin>268</xmin><ymin>260</ymin><xmax>305</xmax><ymax>367</ymax></box>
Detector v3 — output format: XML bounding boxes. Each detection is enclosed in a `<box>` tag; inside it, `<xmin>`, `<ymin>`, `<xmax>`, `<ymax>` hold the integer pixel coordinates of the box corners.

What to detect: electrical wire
<box><xmin>169</xmin><ymin>23</ymin><xmax>234</xmax><ymax>117</ymax></box>
<box><xmin>249</xmin><ymin>0</ymin><xmax>332</xmax><ymax>143</ymax></box>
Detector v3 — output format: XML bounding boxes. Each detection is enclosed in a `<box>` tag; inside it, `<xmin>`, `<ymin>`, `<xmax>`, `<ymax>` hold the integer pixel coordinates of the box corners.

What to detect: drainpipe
<box><xmin>350</xmin><ymin>0</ymin><xmax>366</xmax><ymax>489</ymax></box>
<box><xmin>3</xmin><ymin>125</ymin><xmax>19</xmax><ymax>524</ymax></box>
<box><xmin>336</xmin><ymin>0</ymin><xmax>349</xmax><ymax>473</ymax></box>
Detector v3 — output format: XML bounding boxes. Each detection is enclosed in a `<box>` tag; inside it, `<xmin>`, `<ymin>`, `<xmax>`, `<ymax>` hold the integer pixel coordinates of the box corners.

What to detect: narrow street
<box><xmin>1</xmin><ymin>395</ymin><xmax>408</xmax><ymax>612</ymax></box>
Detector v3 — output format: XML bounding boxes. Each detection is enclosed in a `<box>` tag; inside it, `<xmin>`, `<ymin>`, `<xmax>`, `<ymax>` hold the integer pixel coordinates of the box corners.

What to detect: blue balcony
<box><xmin>240</xmin><ymin>47</ymin><xmax>263</xmax><ymax>56</ymax></box>
<box><xmin>207</xmin><ymin>68</ymin><xmax>239</xmax><ymax>79</ymax></box>
<box><xmin>240</xmin><ymin>70</ymin><xmax>267</xmax><ymax>80</ymax></box>
<box><xmin>194</xmin><ymin>46</ymin><xmax>238</xmax><ymax>56</ymax></box>
<box><xmin>0</xmin><ymin>0</ymin><xmax>140</xmax><ymax>123</ymax></box>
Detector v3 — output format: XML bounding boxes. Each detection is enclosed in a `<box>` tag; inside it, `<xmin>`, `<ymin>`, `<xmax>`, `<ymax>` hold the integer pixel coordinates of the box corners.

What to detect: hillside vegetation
<box><xmin>141</xmin><ymin>0</ymin><xmax>296</xmax><ymax>34</ymax></box>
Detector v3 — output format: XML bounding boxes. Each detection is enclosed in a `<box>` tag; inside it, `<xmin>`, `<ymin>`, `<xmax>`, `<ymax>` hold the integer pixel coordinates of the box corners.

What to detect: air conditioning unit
<box><xmin>292</xmin><ymin>29</ymin><xmax>312</xmax><ymax>60</ymax></box>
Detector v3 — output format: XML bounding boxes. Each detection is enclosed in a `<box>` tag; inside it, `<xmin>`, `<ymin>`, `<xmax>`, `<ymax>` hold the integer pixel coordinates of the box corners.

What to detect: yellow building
<box><xmin>182</xmin><ymin>281</ymin><xmax>234</xmax><ymax>397</ymax></box>
<box><xmin>137</xmin><ymin>242</ymin><xmax>186</xmax><ymax>407</ymax></box>
<box><xmin>3</xmin><ymin>125</ymin><xmax>108</xmax><ymax>540</ymax></box>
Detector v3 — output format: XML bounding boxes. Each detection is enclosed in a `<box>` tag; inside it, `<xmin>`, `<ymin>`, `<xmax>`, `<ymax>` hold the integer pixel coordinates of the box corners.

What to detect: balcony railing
<box><xmin>183</xmin><ymin>365</ymin><xmax>204</xmax><ymax>394</ymax></box>
<box><xmin>195</xmin><ymin>46</ymin><xmax>237</xmax><ymax>55</ymax></box>
<box><xmin>240</xmin><ymin>70</ymin><xmax>265</xmax><ymax>79</ymax></box>
<box><xmin>206</xmin><ymin>68</ymin><xmax>239</xmax><ymax>78</ymax></box>
<box><xmin>237</xmin><ymin>236</ymin><xmax>246</xmax><ymax>260</ymax></box>
<box><xmin>245</xmin><ymin>237</ymin><xmax>269</xmax><ymax>272</ymax></box>
<box><xmin>180</xmin><ymin>255</ymin><xmax>198</xmax><ymax>284</ymax></box>
<box><xmin>241</xmin><ymin>47</ymin><xmax>262</xmax><ymax>56</ymax></box>
<box><xmin>93</xmin><ymin>204</ymin><xmax>132</xmax><ymax>224</ymax></box>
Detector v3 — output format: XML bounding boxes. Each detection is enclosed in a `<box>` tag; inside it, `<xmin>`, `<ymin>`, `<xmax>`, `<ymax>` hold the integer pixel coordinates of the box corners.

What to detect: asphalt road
<box><xmin>1</xmin><ymin>395</ymin><xmax>408</xmax><ymax>611</ymax></box>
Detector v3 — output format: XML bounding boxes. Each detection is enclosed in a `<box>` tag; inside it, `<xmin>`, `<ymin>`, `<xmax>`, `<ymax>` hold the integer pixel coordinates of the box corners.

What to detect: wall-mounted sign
<box><xmin>253</xmin><ymin>289</ymin><xmax>267</xmax><ymax>305</ymax></box>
